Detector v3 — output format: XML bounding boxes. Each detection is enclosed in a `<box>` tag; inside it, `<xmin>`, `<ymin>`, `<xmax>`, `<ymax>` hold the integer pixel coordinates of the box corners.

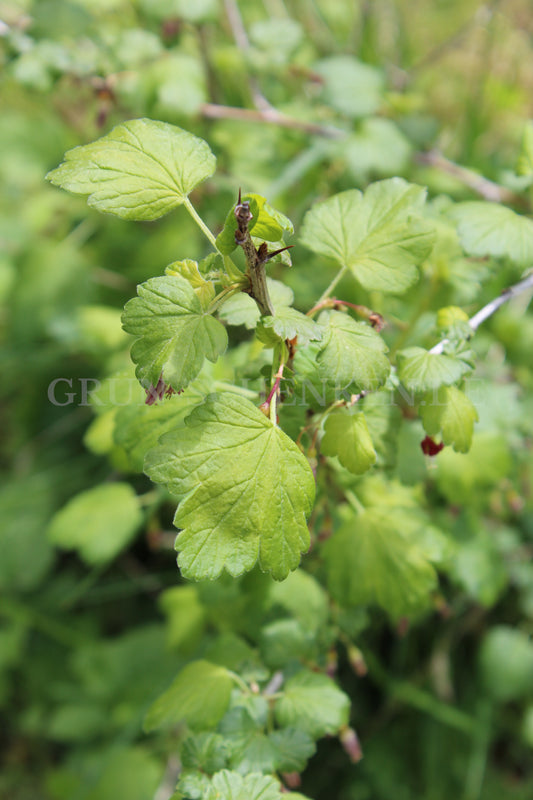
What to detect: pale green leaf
<box><xmin>122</xmin><ymin>275</ymin><xmax>227</xmax><ymax>391</ymax></box>
<box><xmin>144</xmin><ymin>393</ymin><xmax>315</xmax><ymax>581</ymax></box>
<box><xmin>301</xmin><ymin>179</ymin><xmax>435</xmax><ymax>293</ymax></box>
<box><xmin>435</xmin><ymin>432</ymin><xmax>512</xmax><ymax>507</ymax></box>
<box><xmin>397</xmin><ymin>346</ymin><xmax>472</xmax><ymax>392</ymax></box>
<box><xmin>165</xmin><ymin>259</ymin><xmax>215</xmax><ymax>310</ymax></box>
<box><xmin>258</xmin><ymin>306</ymin><xmax>322</xmax><ymax>345</ymax></box>
<box><xmin>268</xmin><ymin>728</ymin><xmax>315</xmax><ymax>773</ymax></box>
<box><xmin>47</xmin><ymin>118</ymin><xmax>216</xmax><ymax>220</ymax></box>
<box><xmin>323</xmin><ymin>509</ymin><xmax>438</xmax><ymax>619</ymax></box>
<box><xmin>313</xmin><ymin>56</ymin><xmax>385</xmax><ymax>118</ymax></box>
<box><xmin>144</xmin><ymin>660</ymin><xmax>233</xmax><ymax>732</ymax></box>
<box><xmin>274</xmin><ymin>670</ymin><xmax>350</xmax><ymax>739</ymax></box>
<box><xmin>343</xmin><ymin>117</ymin><xmax>411</xmax><ymax>181</ymax></box>
<box><xmin>47</xmin><ymin>483</ymin><xmax>142</xmax><ymax>565</ymax></box>
<box><xmin>181</xmin><ymin>732</ymin><xmax>229</xmax><ymax>774</ymax></box>
<box><xmin>206</xmin><ymin>770</ymin><xmax>283</xmax><ymax>800</ymax></box>
<box><xmin>159</xmin><ymin>586</ymin><xmax>207</xmax><ymax>651</ymax></box>
<box><xmin>420</xmin><ymin>385</ymin><xmax>478</xmax><ymax>453</ymax></box>
<box><xmin>321</xmin><ymin>408</ymin><xmax>376</xmax><ymax>474</ymax></box>
<box><xmin>218</xmin><ymin>279</ymin><xmax>293</xmax><ymax>329</ymax></box>
<box><xmin>268</xmin><ymin>569</ymin><xmax>329</xmax><ymax>632</ymax></box>
<box><xmin>449</xmin><ymin>201</ymin><xmax>533</xmax><ymax>265</ymax></box>
<box><xmin>317</xmin><ymin>311</ymin><xmax>390</xmax><ymax>393</ymax></box>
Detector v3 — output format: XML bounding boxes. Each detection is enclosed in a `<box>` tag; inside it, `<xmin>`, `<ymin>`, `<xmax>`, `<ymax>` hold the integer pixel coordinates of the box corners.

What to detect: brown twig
<box><xmin>200</xmin><ymin>102</ymin><xmax>345</xmax><ymax>139</ymax></box>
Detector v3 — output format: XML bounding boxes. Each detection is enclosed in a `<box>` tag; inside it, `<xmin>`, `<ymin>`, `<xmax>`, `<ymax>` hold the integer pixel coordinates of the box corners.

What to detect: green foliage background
<box><xmin>2</xmin><ymin>1</ymin><xmax>533</xmax><ymax>799</ymax></box>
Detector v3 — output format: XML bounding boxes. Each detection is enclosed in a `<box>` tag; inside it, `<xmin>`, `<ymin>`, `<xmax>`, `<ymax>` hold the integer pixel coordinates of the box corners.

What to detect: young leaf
<box><xmin>274</xmin><ymin>670</ymin><xmax>350</xmax><ymax>739</ymax></box>
<box><xmin>317</xmin><ymin>311</ymin><xmax>390</xmax><ymax>393</ymax></box>
<box><xmin>46</xmin><ymin>118</ymin><xmax>216</xmax><ymax>220</ymax></box>
<box><xmin>313</xmin><ymin>56</ymin><xmax>385</xmax><ymax>118</ymax></box>
<box><xmin>144</xmin><ymin>660</ymin><xmax>233</xmax><ymax>732</ymax></box>
<box><xmin>122</xmin><ymin>275</ymin><xmax>227</xmax><ymax>391</ymax></box>
<box><xmin>258</xmin><ymin>307</ymin><xmax>322</xmax><ymax>345</ymax></box>
<box><xmin>420</xmin><ymin>385</ymin><xmax>478</xmax><ymax>453</ymax></box>
<box><xmin>268</xmin><ymin>728</ymin><xmax>315</xmax><ymax>773</ymax></box>
<box><xmin>300</xmin><ymin>179</ymin><xmax>434</xmax><ymax>293</ymax></box>
<box><xmin>321</xmin><ymin>408</ymin><xmax>376</xmax><ymax>474</ymax></box>
<box><xmin>47</xmin><ymin>483</ymin><xmax>142</xmax><ymax>565</ymax></box>
<box><xmin>449</xmin><ymin>201</ymin><xmax>533</xmax><ymax>266</ymax></box>
<box><xmin>144</xmin><ymin>393</ymin><xmax>315</xmax><ymax>581</ymax></box>
<box><xmin>396</xmin><ymin>346</ymin><xmax>472</xmax><ymax>392</ymax></box>
<box><xmin>218</xmin><ymin>279</ymin><xmax>294</xmax><ymax>329</ymax></box>
<box><xmin>216</xmin><ymin>194</ymin><xmax>293</xmax><ymax>255</ymax></box>
<box><xmin>323</xmin><ymin>509</ymin><xmax>438</xmax><ymax>619</ymax></box>
<box><xmin>220</xmin><ymin>707</ymin><xmax>278</xmax><ymax>774</ymax></box>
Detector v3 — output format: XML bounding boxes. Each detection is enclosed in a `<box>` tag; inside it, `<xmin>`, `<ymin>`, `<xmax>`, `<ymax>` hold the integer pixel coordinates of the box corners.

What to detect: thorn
<box><xmin>264</xmin><ymin>244</ymin><xmax>294</xmax><ymax>262</ymax></box>
<box><xmin>237</xmin><ymin>187</ymin><xmax>242</xmax><ymax>205</ymax></box>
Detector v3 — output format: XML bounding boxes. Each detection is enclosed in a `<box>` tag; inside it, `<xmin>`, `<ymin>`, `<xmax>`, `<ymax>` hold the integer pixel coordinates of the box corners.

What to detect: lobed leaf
<box><xmin>449</xmin><ymin>201</ymin><xmax>533</xmax><ymax>266</ymax></box>
<box><xmin>396</xmin><ymin>346</ymin><xmax>472</xmax><ymax>392</ymax></box>
<box><xmin>144</xmin><ymin>393</ymin><xmax>315</xmax><ymax>581</ymax></box>
<box><xmin>258</xmin><ymin>306</ymin><xmax>322</xmax><ymax>345</ymax></box>
<box><xmin>122</xmin><ymin>275</ymin><xmax>227</xmax><ymax>392</ymax></box>
<box><xmin>47</xmin><ymin>118</ymin><xmax>216</xmax><ymax>220</ymax></box>
<box><xmin>301</xmin><ymin>179</ymin><xmax>435</xmax><ymax>293</ymax></box>
<box><xmin>317</xmin><ymin>311</ymin><xmax>390</xmax><ymax>393</ymax></box>
<box><xmin>321</xmin><ymin>408</ymin><xmax>377</xmax><ymax>474</ymax></box>
<box><xmin>274</xmin><ymin>669</ymin><xmax>350</xmax><ymax>739</ymax></box>
<box><xmin>420</xmin><ymin>385</ymin><xmax>478</xmax><ymax>453</ymax></box>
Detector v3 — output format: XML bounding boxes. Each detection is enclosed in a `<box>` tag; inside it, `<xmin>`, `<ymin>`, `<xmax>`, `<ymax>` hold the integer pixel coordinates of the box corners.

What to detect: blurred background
<box><xmin>2</xmin><ymin>1</ymin><xmax>533</xmax><ymax>799</ymax></box>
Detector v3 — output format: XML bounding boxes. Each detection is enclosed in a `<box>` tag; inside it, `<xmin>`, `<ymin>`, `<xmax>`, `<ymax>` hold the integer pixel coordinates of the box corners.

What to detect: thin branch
<box><xmin>430</xmin><ymin>271</ymin><xmax>533</xmax><ymax>354</ymax></box>
<box><xmin>416</xmin><ymin>149</ymin><xmax>527</xmax><ymax>207</ymax></box>
<box><xmin>200</xmin><ymin>102</ymin><xmax>345</xmax><ymax>139</ymax></box>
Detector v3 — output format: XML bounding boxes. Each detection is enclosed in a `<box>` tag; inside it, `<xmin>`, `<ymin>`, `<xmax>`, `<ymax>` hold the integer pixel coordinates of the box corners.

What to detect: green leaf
<box><xmin>313</xmin><ymin>56</ymin><xmax>385</xmax><ymax>118</ymax></box>
<box><xmin>144</xmin><ymin>393</ymin><xmax>315</xmax><ymax>580</ymax></box>
<box><xmin>268</xmin><ymin>728</ymin><xmax>315</xmax><ymax>772</ymax></box>
<box><xmin>449</xmin><ymin>201</ymin><xmax>533</xmax><ymax>266</ymax></box>
<box><xmin>47</xmin><ymin>483</ymin><xmax>142</xmax><ymax>565</ymax></box>
<box><xmin>47</xmin><ymin>118</ymin><xmax>216</xmax><ymax>220</ymax></box>
<box><xmin>258</xmin><ymin>307</ymin><xmax>322</xmax><ymax>345</ymax></box>
<box><xmin>122</xmin><ymin>275</ymin><xmax>227</xmax><ymax>391</ymax></box>
<box><xmin>181</xmin><ymin>732</ymin><xmax>229</xmax><ymax>774</ymax></box>
<box><xmin>361</xmin><ymin>390</ymin><xmax>401</xmax><ymax>469</ymax></box>
<box><xmin>321</xmin><ymin>408</ymin><xmax>376</xmax><ymax>474</ymax></box>
<box><xmin>317</xmin><ymin>311</ymin><xmax>390</xmax><ymax>393</ymax></box>
<box><xmin>301</xmin><ymin>179</ymin><xmax>434</xmax><ymax>293</ymax></box>
<box><xmin>259</xmin><ymin>619</ymin><xmax>315</xmax><ymax>668</ymax></box>
<box><xmin>144</xmin><ymin>660</ymin><xmax>233</xmax><ymax>732</ymax></box>
<box><xmin>343</xmin><ymin>117</ymin><xmax>412</xmax><ymax>181</ymax></box>
<box><xmin>274</xmin><ymin>670</ymin><xmax>350</xmax><ymax>739</ymax></box>
<box><xmin>396</xmin><ymin>346</ymin><xmax>472</xmax><ymax>392</ymax></box>
<box><xmin>220</xmin><ymin>707</ymin><xmax>277</xmax><ymax>774</ymax></box>
<box><xmin>435</xmin><ymin>432</ymin><xmax>512</xmax><ymax>507</ymax></box>
<box><xmin>206</xmin><ymin>770</ymin><xmax>283</xmax><ymax>800</ymax></box>
<box><xmin>219</xmin><ymin>279</ymin><xmax>294</xmax><ymax>329</ymax></box>
<box><xmin>420</xmin><ymin>385</ymin><xmax>478</xmax><ymax>453</ymax></box>
<box><xmin>165</xmin><ymin>259</ymin><xmax>215</xmax><ymax>310</ymax></box>
<box><xmin>216</xmin><ymin>194</ymin><xmax>293</xmax><ymax>255</ymax></box>
<box><xmin>323</xmin><ymin>509</ymin><xmax>438</xmax><ymax>619</ymax></box>
<box><xmin>159</xmin><ymin>586</ymin><xmax>207</xmax><ymax>652</ymax></box>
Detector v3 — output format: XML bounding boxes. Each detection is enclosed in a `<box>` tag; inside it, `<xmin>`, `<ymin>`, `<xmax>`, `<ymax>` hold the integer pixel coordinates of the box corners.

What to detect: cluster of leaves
<box><xmin>3</xmin><ymin>2</ymin><xmax>533</xmax><ymax>800</ymax></box>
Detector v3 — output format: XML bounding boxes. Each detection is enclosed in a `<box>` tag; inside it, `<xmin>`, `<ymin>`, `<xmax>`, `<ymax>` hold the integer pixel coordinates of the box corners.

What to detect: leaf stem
<box><xmin>311</xmin><ymin>265</ymin><xmax>349</xmax><ymax>310</ymax></box>
<box><xmin>183</xmin><ymin>196</ymin><xmax>218</xmax><ymax>249</ymax></box>
<box><xmin>227</xmin><ymin>670</ymin><xmax>251</xmax><ymax>694</ymax></box>
<box><xmin>206</xmin><ymin>284</ymin><xmax>243</xmax><ymax>314</ymax></box>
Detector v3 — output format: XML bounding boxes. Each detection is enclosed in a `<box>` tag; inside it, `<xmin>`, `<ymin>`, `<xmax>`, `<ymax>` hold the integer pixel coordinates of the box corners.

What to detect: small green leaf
<box><xmin>220</xmin><ymin>707</ymin><xmax>277</xmax><ymax>774</ymax></box>
<box><xmin>274</xmin><ymin>669</ymin><xmax>350</xmax><ymax>739</ymax></box>
<box><xmin>206</xmin><ymin>770</ymin><xmax>283</xmax><ymax>800</ymax></box>
<box><xmin>219</xmin><ymin>279</ymin><xmax>293</xmax><ymax>329</ymax></box>
<box><xmin>165</xmin><ymin>259</ymin><xmax>215</xmax><ymax>309</ymax></box>
<box><xmin>258</xmin><ymin>307</ymin><xmax>322</xmax><ymax>345</ymax></box>
<box><xmin>216</xmin><ymin>194</ymin><xmax>293</xmax><ymax>255</ymax></box>
<box><xmin>144</xmin><ymin>393</ymin><xmax>315</xmax><ymax>581</ymax></box>
<box><xmin>122</xmin><ymin>275</ymin><xmax>227</xmax><ymax>391</ymax></box>
<box><xmin>420</xmin><ymin>385</ymin><xmax>478</xmax><ymax>453</ymax></box>
<box><xmin>47</xmin><ymin>118</ymin><xmax>216</xmax><ymax>220</ymax></box>
<box><xmin>47</xmin><ymin>483</ymin><xmax>142</xmax><ymax>565</ymax></box>
<box><xmin>397</xmin><ymin>346</ymin><xmax>472</xmax><ymax>392</ymax></box>
<box><xmin>449</xmin><ymin>201</ymin><xmax>533</xmax><ymax>266</ymax></box>
<box><xmin>323</xmin><ymin>509</ymin><xmax>438</xmax><ymax>619</ymax></box>
<box><xmin>317</xmin><ymin>311</ymin><xmax>390</xmax><ymax>393</ymax></box>
<box><xmin>321</xmin><ymin>408</ymin><xmax>376</xmax><ymax>474</ymax></box>
<box><xmin>301</xmin><ymin>179</ymin><xmax>434</xmax><ymax>293</ymax></box>
<box><xmin>268</xmin><ymin>728</ymin><xmax>315</xmax><ymax>773</ymax></box>
<box><xmin>181</xmin><ymin>732</ymin><xmax>229</xmax><ymax>774</ymax></box>
<box><xmin>144</xmin><ymin>660</ymin><xmax>233</xmax><ymax>732</ymax></box>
